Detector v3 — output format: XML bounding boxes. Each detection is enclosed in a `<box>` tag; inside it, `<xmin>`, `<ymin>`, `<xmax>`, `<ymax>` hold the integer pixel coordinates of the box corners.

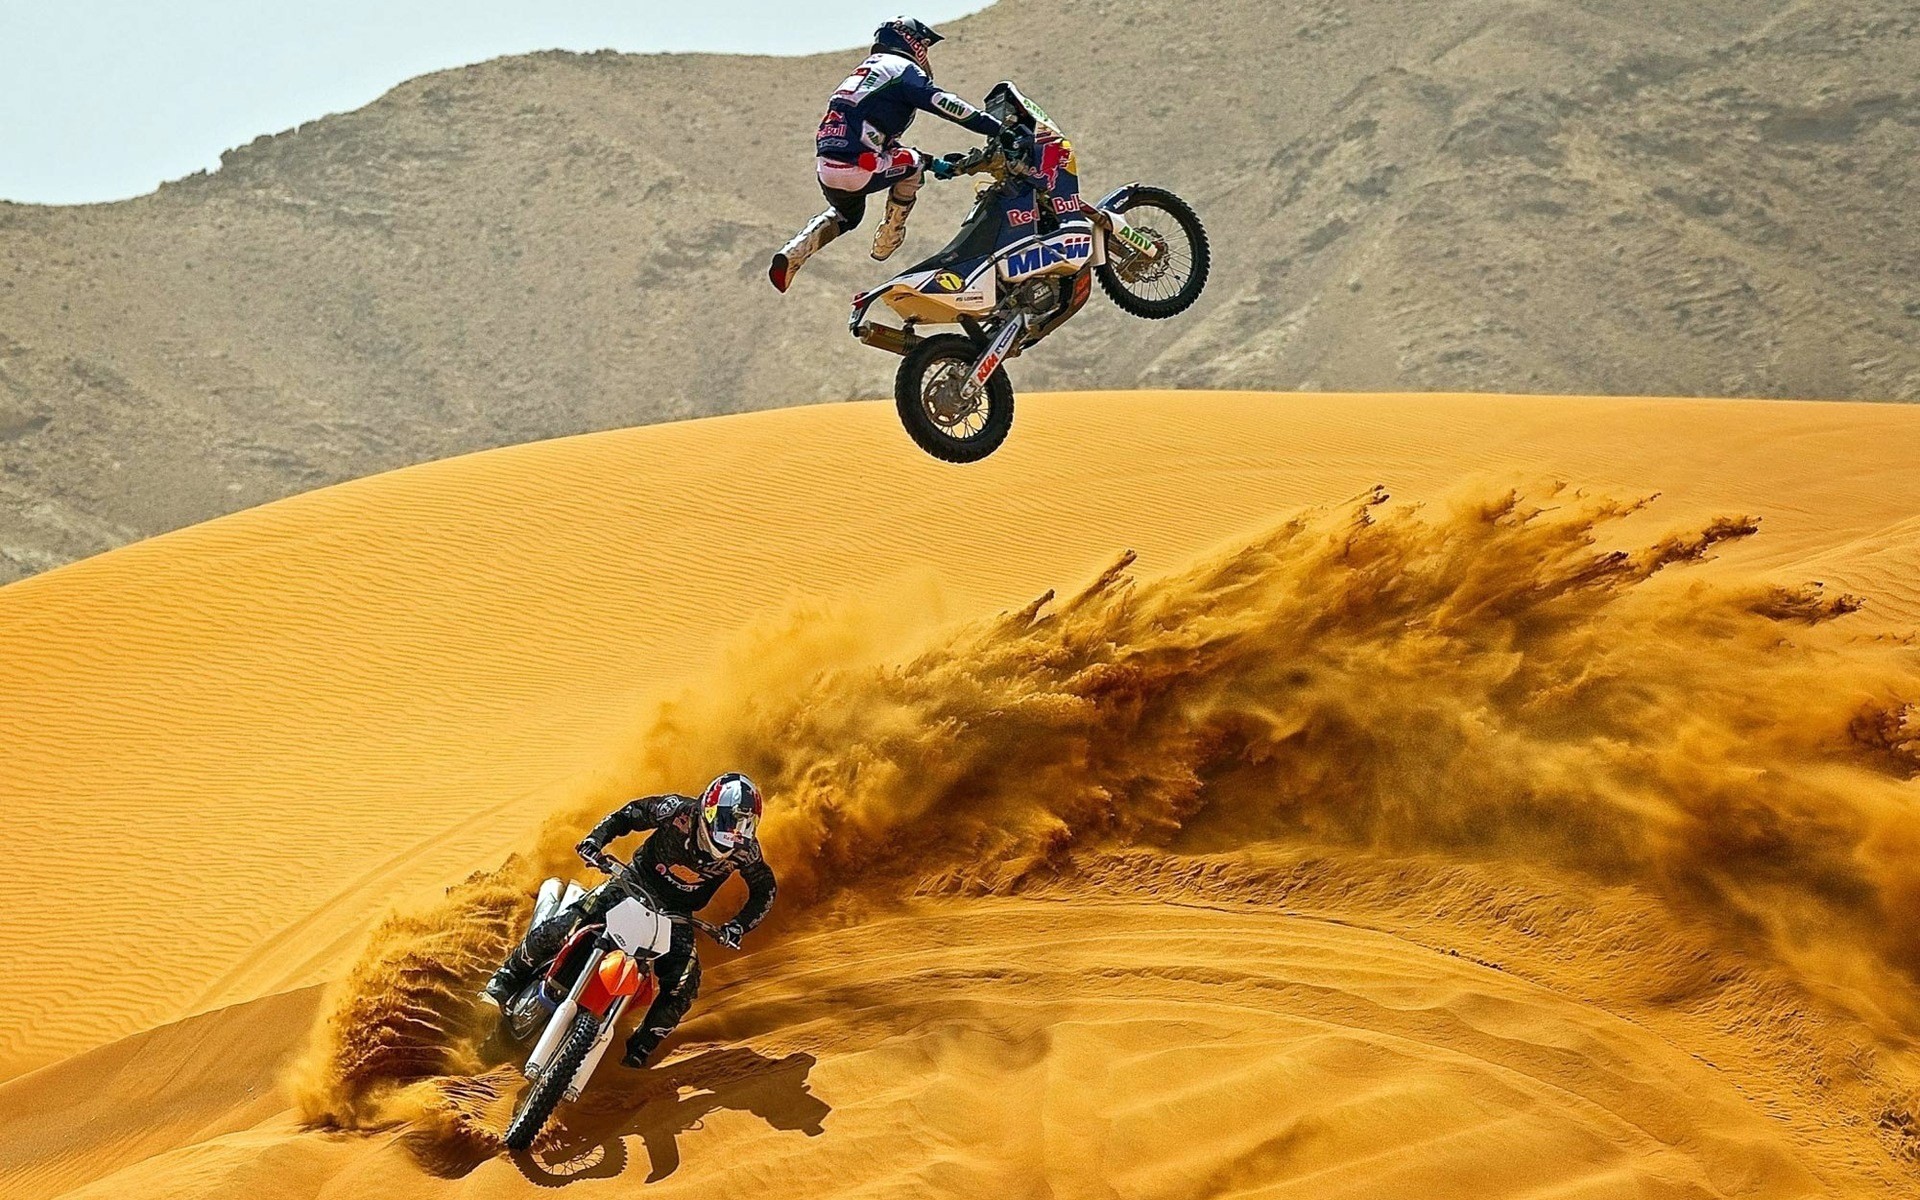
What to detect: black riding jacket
<box><xmin>582</xmin><ymin>794</ymin><xmax>777</xmax><ymax>930</ymax></box>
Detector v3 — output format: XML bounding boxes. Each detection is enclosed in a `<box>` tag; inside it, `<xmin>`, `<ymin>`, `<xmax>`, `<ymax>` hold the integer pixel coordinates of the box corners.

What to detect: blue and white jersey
<box><xmin>816</xmin><ymin>52</ymin><xmax>1000</xmax><ymax>164</ymax></box>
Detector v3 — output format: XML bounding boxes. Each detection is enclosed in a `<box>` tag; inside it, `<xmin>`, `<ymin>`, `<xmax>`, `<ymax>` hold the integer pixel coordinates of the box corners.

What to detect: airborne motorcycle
<box><xmin>852</xmin><ymin>82</ymin><xmax>1209</xmax><ymax>462</ymax></box>
<box><xmin>490</xmin><ymin>856</ymin><xmax>722</xmax><ymax>1151</ymax></box>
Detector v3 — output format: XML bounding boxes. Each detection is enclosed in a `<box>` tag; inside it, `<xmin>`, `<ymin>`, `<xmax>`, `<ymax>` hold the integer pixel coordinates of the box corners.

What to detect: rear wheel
<box><xmin>504</xmin><ymin>1009</ymin><xmax>598</xmax><ymax>1152</ymax></box>
<box><xmin>894</xmin><ymin>333</ymin><xmax>1015</xmax><ymax>464</ymax></box>
<box><xmin>1096</xmin><ymin>186</ymin><xmax>1210</xmax><ymax>319</ymax></box>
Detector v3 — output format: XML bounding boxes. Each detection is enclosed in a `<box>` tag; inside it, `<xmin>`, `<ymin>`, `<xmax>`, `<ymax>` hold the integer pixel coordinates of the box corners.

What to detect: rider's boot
<box><xmin>621</xmin><ymin>1024</ymin><xmax>673</xmax><ymax>1068</ymax></box>
<box><xmin>871</xmin><ymin>196</ymin><xmax>915</xmax><ymax>261</ymax></box>
<box><xmin>479</xmin><ymin>947</ymin><xmax>537</xmax><ymax>1009</ymax></box>
<box><xmin>769</xmin><ymin>211</ymin><xmax>842</xmax><ymax>293</ymax></box>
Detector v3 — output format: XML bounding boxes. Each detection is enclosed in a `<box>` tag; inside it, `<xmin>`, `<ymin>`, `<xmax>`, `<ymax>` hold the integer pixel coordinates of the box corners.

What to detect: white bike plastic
<box><xmin>605</xmin><ymin>894</ymin><xmax>674</xmax><ymax>957</ymax></box>
<box><xmin>530</xmin><ymin>878</ymin><xmax>564</xmax><ymax>930</ymax></box>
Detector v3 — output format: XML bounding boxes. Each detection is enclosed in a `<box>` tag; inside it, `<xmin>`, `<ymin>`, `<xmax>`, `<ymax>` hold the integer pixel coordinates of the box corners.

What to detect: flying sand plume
<box><xmin>292</xmin><ymin>484</ymin><xmax>1920</xmax><ymax>1140</ymax></box>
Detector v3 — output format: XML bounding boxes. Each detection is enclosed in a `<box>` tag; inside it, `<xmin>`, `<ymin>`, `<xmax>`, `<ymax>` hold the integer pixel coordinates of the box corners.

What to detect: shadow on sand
<box><xmin>506</xmin><ymin>1046</ymin><xmax>830</xmax><ymax>1186</ymax></box>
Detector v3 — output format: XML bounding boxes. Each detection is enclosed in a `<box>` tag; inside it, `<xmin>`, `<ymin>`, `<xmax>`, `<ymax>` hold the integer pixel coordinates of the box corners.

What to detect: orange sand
<box><xmin>3</xmin><ymin>391</ymin><xmax>1919</xmax><ymax>1198</ymax></box>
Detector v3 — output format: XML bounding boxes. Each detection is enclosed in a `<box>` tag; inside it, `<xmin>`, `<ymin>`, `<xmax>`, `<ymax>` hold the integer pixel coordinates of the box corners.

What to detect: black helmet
<box><xmin>873</xmin><ymin>17</ymin><xmax>943</xmax><ymax>75</ymax></box>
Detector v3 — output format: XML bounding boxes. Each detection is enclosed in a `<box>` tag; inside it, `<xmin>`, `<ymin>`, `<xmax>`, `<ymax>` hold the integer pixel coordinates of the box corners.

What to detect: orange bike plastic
<box><xmin>576</xmin><ymin>950</ymin><xmax>645</xmax><ymax>1016</ymax></box>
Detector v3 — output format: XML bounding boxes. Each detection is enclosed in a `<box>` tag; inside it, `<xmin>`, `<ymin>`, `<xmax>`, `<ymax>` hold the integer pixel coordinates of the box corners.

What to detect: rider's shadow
<box><xmin>512</xmin><ymin>1046</ymin><xmax>830</xmax><ymax>1185</ymax></box>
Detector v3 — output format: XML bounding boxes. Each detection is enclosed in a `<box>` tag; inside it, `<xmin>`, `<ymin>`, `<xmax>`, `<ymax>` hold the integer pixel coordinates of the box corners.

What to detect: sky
<box><xmin>0</xmin><ymin>1</ymin><xmax>991</xmax><ymax>205</ymax></box>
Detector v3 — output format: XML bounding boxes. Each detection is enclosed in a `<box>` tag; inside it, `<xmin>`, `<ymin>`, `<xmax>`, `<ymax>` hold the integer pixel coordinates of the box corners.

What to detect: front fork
<box><xmin>962</xmin><ymin>312</ymin><xmax>1029</xmax><ymax>403</ymax></box>
<box><xmin>525</xmin><ymin>947</ymin><xmax>600</xmax><ymax>1079</ymax></box>
<box><xmin>565</xmin><ymin>993</ymin><xmax>630</xmax><ymax>1101</ymax></box>
<box><xmin>524</xmin><ymin>943</ymin><xmax>645</xmax><ymax>1099</ymax></box>
<box><xmin>1087</xmin><ymin>197</ymin><xmax>1162</xmax><ymax>270</ymax></box>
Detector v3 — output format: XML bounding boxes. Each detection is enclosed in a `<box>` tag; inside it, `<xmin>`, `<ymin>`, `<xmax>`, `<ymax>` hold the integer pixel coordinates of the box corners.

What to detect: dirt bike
<box><xmin>850</xmin><ymin>81</ymin><xmax>1210</xmax><ymax>463</ymax></box>
<box><xmin>491</xmin><ymin>854</ymin><xmax>724</xmax><ymax>1151</ymax></box>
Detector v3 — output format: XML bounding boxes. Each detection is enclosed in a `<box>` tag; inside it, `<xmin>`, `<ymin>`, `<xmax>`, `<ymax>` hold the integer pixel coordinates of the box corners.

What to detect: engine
<box><xmin>1008</xmin><ymin>277</ymin><xmax>1061</xmax><ymax>317</ymax></box>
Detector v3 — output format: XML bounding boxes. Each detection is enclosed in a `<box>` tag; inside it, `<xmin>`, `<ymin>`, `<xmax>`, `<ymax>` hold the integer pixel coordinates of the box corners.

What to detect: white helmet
<box><xmin>696</xmin><ymin>772</ymin><xmax>763</xmax><ymax>857</ymax></box>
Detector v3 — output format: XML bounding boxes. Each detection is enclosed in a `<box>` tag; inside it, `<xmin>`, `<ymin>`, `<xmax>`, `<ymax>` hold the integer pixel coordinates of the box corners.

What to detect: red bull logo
<box><xmin>1036</xmin><ymin>137</ymin><xmax>1076</xmax><ymax>188</ymax></box>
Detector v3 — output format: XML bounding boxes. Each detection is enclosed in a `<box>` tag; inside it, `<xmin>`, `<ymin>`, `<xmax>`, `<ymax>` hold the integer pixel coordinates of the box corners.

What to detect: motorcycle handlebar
<box><xmin>591</xmin><ymin>854</ymin><xmax>729</xmax><ymax>945</ymax></box>
<box><xmin>934</xmin><ymin>147</ymin><xmax>1011</xmax><ymax>180</ymax></box>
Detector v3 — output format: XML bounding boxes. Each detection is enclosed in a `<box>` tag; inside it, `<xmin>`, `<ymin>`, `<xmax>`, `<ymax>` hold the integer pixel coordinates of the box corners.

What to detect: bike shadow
<box><xmin>509</xmin><ymin>1045</ymin><xmax>830</xmax><ymax>1185</ymax></box>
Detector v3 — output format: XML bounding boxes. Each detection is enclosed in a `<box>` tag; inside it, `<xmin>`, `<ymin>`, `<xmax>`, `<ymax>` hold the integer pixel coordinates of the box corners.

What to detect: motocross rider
<box><xmin>482</xmin><ymin>773</ymin><xmax>776</xmax><ymax>1068</ymax></box>
<box><xmin>769</xmin><ymin>16</ymin><xmax>1006</xmax><ymax>293</ymax></box>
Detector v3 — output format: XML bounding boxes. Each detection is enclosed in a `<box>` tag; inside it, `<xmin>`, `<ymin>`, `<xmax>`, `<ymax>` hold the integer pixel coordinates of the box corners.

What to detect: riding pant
<box><xmin>817</xmin><ymin>147</ymin><xmax>925</xmax><ymax>230</ymax></box>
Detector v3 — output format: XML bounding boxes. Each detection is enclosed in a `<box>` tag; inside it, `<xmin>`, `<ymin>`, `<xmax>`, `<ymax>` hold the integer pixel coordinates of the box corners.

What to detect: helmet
<box><xmin>873</xmin><ymin>17</ymin><xmax>943</xmax><ymax>75</ymax></box>
<box><xmin>696</xmin><ymin>772</ymin><xmax>763</xmax><ymax>857</ymax></box>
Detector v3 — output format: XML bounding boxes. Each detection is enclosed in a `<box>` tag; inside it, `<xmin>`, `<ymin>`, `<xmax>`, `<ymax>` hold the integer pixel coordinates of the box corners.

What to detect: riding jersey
<box><xmin>816</xmin><ymin>52</ymin><xmax>1000</xmax><ymax>164</ymax></box>
<box><xmin>583</xmin><ymin>794</ymin><xmax>777</xmax><ymax>930</ymax></box>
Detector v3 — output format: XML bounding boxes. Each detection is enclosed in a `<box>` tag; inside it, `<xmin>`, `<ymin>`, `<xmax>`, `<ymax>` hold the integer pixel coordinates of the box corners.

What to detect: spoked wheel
<box><xmin>503</xmin><ymin>1009</ymin><xmax>598</xmax><ymax>1152</ymax></box>
<box><xmin>894</xmin><ymin>333</ymin><xmax>1015</xmax><ymax>463</ymax></box>
<box><xmin>1096</xmin><ymin>185</ymin><xmax>1210</xmax><ymax>319</ymax></box>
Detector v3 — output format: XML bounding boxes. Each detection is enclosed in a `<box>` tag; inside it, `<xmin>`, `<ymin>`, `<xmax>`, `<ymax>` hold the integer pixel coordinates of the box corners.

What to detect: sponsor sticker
<box><xmin>654</xmin><ymin>861</ymin><xmax>703</xmax><ymax>889</ymax></box>
<box><xmin>832</xmin><ymin>67</ymin><xmax>872</xmax><ymax>99</ymax></box>
<box><xmin>935</xmin><ymin>271</ymin><xmax>966</xmax><ymax>291</ymax></box>
<box><xmin>1052</xmin><ymin>195</ymin><xmax>1082</xmax><ymax>214</ymax></box>
<box><xmin>1005</xmin><ymin>233</ymin><xmax>1093</xmax><ymax>279</ymax></box>
<box><xmin>1005</xmin><ymin>246</ymin><xmax>1048</xmax><ymax>276</ymax></box>
<box><xmin>1037</xmin><ymin>138</ymin><xmax>1075</xmax><ymax>187</ymax></box>
<box><xmin>1007</xmin><ymin>206</ymin><xmax>1037</xmax><ymax>226</ymax></box>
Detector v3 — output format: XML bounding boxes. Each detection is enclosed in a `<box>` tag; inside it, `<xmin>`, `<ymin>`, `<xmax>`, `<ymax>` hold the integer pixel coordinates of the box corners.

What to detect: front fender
<box><xmin>1094</xmin><ymin>183</ymin><xmax>1143</xmax><ymax>213</ymax></box>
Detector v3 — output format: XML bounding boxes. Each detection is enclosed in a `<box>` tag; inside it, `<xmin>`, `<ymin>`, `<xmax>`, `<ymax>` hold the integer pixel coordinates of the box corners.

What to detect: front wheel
<box><xmin>1096</xmin><ymin>186</ymin><xmax>1210</xmax><ymax>319</ymax></box>
<box><xmin>894</xmin><ymin>333</ymin><xmax>1015</xmax><ymax>464</ymax></box>
<box><xmin>503</xmin><ymin>1009</ymin><xmax>598</xmax><ymax>1152</ymax></box>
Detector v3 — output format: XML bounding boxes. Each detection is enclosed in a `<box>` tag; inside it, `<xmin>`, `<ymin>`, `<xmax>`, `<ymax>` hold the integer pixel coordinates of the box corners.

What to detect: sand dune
<box><xmin>3</xmin><ymin>391</ymin><xmax>1919</xmax><ymax>1197</ymax></box>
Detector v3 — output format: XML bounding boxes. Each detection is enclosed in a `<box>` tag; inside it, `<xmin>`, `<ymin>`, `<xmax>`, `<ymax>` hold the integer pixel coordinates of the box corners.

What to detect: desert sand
<box><xmin>3</xmin><ymin>390</ymin><xmax>1919</xmax><ymax>1197</ymax></box>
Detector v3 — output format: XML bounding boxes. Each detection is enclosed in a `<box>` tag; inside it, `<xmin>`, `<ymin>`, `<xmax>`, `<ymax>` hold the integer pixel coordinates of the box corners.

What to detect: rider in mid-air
<box><xmin>769</xmin><ymin>16</ymin><xmax>1005</xmax><ymax>293</ymax></box>
<box><xmin>482</xmin><ymin>773</ymin><xmax>776</xmax><ymax>1068</ymax></box>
